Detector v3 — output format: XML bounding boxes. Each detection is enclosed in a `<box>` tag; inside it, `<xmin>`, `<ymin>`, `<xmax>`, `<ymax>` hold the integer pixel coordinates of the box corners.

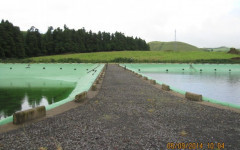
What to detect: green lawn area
<box><xmin>26</xmin><ymin>51</ymin><xmax>240</xmax><ymax>63</ymax></box>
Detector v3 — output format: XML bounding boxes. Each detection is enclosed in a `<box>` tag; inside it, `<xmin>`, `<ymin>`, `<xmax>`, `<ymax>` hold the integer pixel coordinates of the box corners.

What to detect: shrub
<box><xmin>112</xmin><ymin>57</ymin><xmax>134</xmax><ymax>63</ymax></box>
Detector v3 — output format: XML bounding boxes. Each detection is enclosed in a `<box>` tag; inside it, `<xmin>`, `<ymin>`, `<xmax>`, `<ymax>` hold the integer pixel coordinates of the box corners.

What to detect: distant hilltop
<box><xmin>205</xmin><ymin>46</ymin><xmax>230</xmax><ymax>52</ymax></box>
<box><xmin>148</xmin><ymin>41</ymin><xmax>239</xmax><ymax>52</ymax></box>
<box><xmin>148</xmin><ymin>41</ymin><xmax>202</xmax><ymax>51</ymax></box>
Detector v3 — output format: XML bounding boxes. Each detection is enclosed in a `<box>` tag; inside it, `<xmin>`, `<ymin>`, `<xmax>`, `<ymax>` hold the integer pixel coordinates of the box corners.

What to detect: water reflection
<box><xmin>21</xmin><ymin>94</ymin><xmax>49</xmax><ymax>111</ymax></box>
<box><xmin>144</xmin><ymin>72</ymin><xmax>240</xmax><ymax>105</ymax></box>
<box><xmin>0</xmin><ymin>79</ymin><xmax>76</xmax><ymax>119</ymax></box>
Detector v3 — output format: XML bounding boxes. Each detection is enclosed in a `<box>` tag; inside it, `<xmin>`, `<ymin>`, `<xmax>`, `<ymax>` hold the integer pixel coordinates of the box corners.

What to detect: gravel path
<box><xmin>0</xmin><ymin>64</ymin><xmax>240</xmax><ymax>150</ymax></box>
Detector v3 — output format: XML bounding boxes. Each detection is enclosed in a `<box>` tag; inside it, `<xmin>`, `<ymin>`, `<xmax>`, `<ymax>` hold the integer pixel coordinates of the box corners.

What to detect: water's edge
<box><xmin>120</xmin><ymin>64</ymin><xmax>240</xmax><ymax>109</ymax></box>
<box><xmin>0</xmin><ymin>64</ymin><xmax>105</xmax><ymax>126</ymax></box>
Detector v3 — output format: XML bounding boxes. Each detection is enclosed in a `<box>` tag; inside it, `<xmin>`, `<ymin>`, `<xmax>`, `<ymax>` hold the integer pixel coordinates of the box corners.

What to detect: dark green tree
<box><xmin>25</xmin><ymin>26</ymin><xmax>42</xmax><ymax>57</ymax></box>
<box><xmin>0</xmin><ymin>20</ymin><xmax>149</xmax><ymax>59</ymax></box>
<box><xmin>0</xmin><ymin>20</ymin><xmax>25</xmax><ymax>58</ymax></box>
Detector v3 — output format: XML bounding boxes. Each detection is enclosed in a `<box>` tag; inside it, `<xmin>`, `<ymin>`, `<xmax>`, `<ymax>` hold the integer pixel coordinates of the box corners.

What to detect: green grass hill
<box><xmin>148</xmin><ymin>41</ymin><xmax>202</xmax><ymax>51</ymax></box>
<box><xmin>205</xmin><ymin>46</ymin><xmax>230</xmax><ymax>52</ymax></box>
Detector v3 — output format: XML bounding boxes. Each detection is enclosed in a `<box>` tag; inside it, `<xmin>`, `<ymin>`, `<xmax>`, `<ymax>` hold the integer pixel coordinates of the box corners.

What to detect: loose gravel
<box><xmin>0</xmin><ymin>64</ymin><xmax>239</xmax><ymax>150</ymax></box>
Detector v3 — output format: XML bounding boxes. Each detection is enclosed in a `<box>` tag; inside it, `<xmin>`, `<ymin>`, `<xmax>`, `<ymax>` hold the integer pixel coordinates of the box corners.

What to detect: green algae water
<box><xmin>0</xmin><ymin>63</ymin><xmax>104</xmax><ymax>121</ymax></box>
<box><xmin>122</xmin><ymin>63</ymin><xmax>240</xmax><ymax>108</ymax></box>
<box><xmin>0</xmin><ymin>80</ymin><xmax>76</xmax><ymax>119</ymax></box>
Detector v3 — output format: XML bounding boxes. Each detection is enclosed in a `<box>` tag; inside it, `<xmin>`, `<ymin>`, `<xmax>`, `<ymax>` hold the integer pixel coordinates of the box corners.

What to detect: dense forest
<box><xmin>0</xmin><ymin>20</ymin><xmax>149</xmax><ymax>59</ymax></box>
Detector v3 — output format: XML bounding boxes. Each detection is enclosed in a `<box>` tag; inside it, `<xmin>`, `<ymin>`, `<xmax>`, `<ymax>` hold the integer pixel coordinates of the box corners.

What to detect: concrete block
<box><xmin>13</xmin><ymin>106</ymin><xmax>46</xmax><ymax>125</ymax></box>
<box><xmin>150</xmin><ymin>80</ymin><xmax>156</xmax><ymax>85</ymax></box>
<box><xmin>143</xmin><ymin>77</ymin><xmax>148</xmax><ymax>80</ymax></box>
<box><xmin>91</xmin><ymin>84</ymin><xmax>97</xmax><ymax>91</ymax></box>
<box><xmin>75</xmin><ymin>91</ymin><xmax>87</xmax><ymax>103</ymax></box>
<box><xmin>95</xmin><ymin>79</ymin><xmax>100</xmax><ymax>84</ymax></box>
<box><xmin>185</xmin><ymin>92</ymin><xmax>202</xmax><ymax>101</ymax></box>
<box><xmin>100</xmin><ymin>72</ymin><xmax>104</xmax><ymax>77</ymax></box>
<box><xmin>162</xmin><ymin>84</ymin><xmax>170</xmax><ymax>91</ymax></box>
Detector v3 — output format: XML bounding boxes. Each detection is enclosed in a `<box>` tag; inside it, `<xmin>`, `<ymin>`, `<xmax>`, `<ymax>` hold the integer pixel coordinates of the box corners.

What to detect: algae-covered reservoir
<box><xmin>0</xmin><ymin>63</ymin><xmax>104</xmax><ymax>120</ymax></box>
<box><xmin>123</xmin><ymin>64</ymin><xmax>240</xmax><ymax>108</ymax></box>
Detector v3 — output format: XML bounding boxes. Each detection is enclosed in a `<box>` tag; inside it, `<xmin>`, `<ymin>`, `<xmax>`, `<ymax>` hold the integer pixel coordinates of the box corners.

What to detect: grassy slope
<box><xmin>28</xmin><ymin>51</ymin><xmax>239</xmax><ymax>63</ymax></box>
<box><xmin>148</xmin><ymin>41</ymin><xmax>201</xmax><ymax>51</ymax></box>
<box><xmin>205</xmin><ymin>47</ymin><xmax>230</xmax><ymax>52</ymax></box>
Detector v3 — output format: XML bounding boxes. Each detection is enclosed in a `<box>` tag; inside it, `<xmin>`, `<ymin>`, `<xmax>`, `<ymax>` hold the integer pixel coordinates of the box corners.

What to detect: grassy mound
<box><xmin>205</xmin><ymin>46</ymin><xmax>230</xmax><ymax>52</ymax></box>
<box><xmin>148</xmin><ymin>41</ymin><xmax>201</xmax><ymax>51</ymax></box>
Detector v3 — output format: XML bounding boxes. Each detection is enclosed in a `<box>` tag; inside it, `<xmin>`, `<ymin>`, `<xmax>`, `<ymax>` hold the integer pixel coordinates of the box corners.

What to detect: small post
<box><xmin>75</xmin><ymin>91</ymin><xmax>87</xmax><ymax>103</ymax></box>
<box><xmin>91</xmin><ymin>84</ymin><xmax>97</xmax><ymax>91</ymax></box>
<box><xmin>150</xmin><ymin>80</ymin><xmax>156</xmax><ymax>85</ymax></box>
<box><xmin>185</xmin><ymin>92</ymin><xmax>202</xmax><ymax>101</ymax></box>
<box><xmin>13</xmin><ymin>106</ymin><xmax>46</xmax><ymax>125</ymax></box>
<box><xmin>162</xmin><ymin>84</ymin><xmax>170</xmax><ymax>91</ymax></box>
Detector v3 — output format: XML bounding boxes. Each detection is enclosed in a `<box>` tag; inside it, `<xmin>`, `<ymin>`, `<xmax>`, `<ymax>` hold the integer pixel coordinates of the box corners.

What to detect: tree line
<box><xmin>0</xmin><ymin>20</ymin><xmax>149</xmax><ymax>58</ymax></box>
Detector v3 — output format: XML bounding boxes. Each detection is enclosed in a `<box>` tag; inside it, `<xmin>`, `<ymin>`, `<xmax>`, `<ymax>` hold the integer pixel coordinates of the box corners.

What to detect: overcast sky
<box><xmin>1</xmin><ymin>0</ymin><xmax>240</xmax><ymax>48</ymax></box>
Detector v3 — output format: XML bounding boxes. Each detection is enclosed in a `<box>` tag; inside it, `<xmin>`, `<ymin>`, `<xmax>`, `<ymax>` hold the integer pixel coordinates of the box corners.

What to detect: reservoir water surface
<box><xmin>122</xmin><ymin>63</ymin><xmax>240</xmax><ymax>107</ymax></box>
<box><xmin>144</xmin><ymin>72</ymin><xmax>240</xmax><ymax>106</ymax></box>
<box><xmin>0</xmin><ymin>63</ymin><xmax>103</xmax><ymax>120</ymax></box>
